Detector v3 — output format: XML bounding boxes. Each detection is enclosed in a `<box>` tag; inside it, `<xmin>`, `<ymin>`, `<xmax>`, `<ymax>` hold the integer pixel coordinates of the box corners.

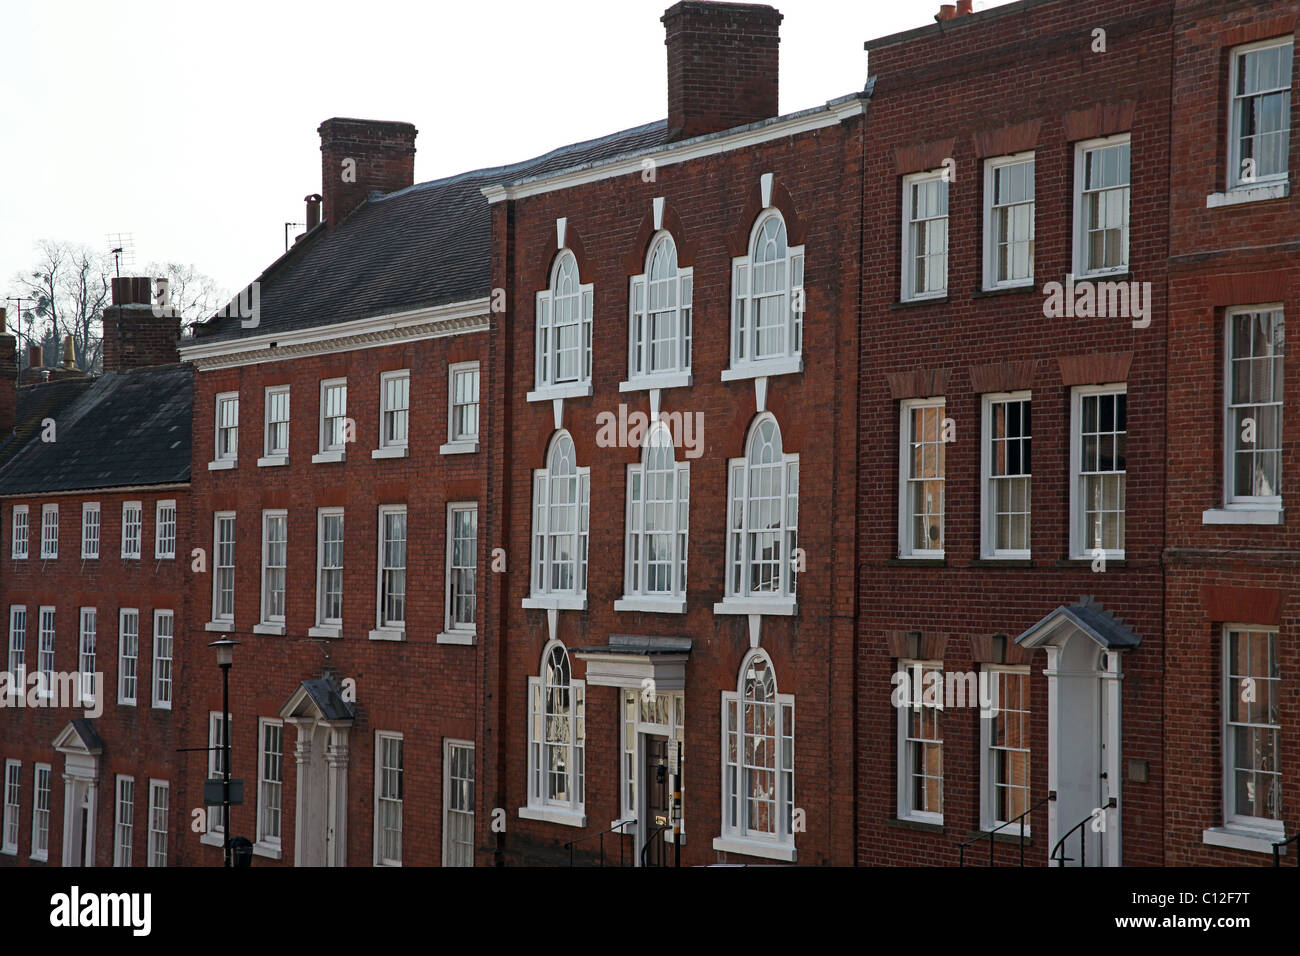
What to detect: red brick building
<box><xmin>0</xmin><ymin>287</ymin><xmax>192</xmax><ymax>868</ymax></box>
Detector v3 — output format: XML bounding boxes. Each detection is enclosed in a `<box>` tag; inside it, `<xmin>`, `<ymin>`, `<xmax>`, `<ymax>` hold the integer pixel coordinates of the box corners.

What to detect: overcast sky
<box><xmin>0</xmin><ymin>0</ymin><xmax>1017</xmax><ymax>298</ymax></box>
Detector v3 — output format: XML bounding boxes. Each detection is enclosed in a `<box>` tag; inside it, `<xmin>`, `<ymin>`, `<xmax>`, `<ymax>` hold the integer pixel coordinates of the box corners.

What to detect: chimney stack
<box><xmin>101</xmin><ymin>276</ymin><xmax>180</xmax><ymax>373</ymax></box>
<box><xmin>318</xmin><ymin>118</ymin><xmax>417</xmax><ymax>228</ymax></box>
<box><xmin>663</xmin><ymin>2</ymin><xmax>783</xmax><ymax>142</ymax></box>
<box><xmin>305</xmin><ymin>193</ymin><xmax>323</xmax><ymax>231</ymax></box>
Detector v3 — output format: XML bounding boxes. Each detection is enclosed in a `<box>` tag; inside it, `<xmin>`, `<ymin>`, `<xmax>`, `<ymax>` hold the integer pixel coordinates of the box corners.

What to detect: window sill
<box><xmin>311</xmin><ymin>450</ymin><xmax>346</xmax><ymax>464</ymax></box>
<box><xmin>207</xmin><ymin>459</ymin><xmax>237</xmax><ymax>471</ymax></box>
<box><xmin>39</xmin><ymin>553</ymin><xmax>56</xmax><ymax>561</ymax></box>
<box><xmin>0</xmin><ymin>848</ymin><xmax>13</xmax><ymax>857</ymax></box>
<box><xmin>1202</xmin><ymin>508</ymin><xmax>1282</xmax><ymax>525</ymax></box>
<box><xmin>200</xmin><ymin>831</ymin><xmax>225</xmax><ymax>848</ymax></box>
<box><xmin>526</xmin><ymin>382</ymin><xmax>592</xmax><ymax>403</ymax></box>
<box><xmin>436</xmin><ymin>630</ymin><xmax>476</xmax><ymax>646</ymax></box>
<box><xmin>1202</xmin><ymin>826</ymin><xmax>1285</xmax><ymax>855</ymax></box>
<box><xmin>969</xmin><ymin>558</ymin><xmax>1033</xmax><ymax>568</ymax></box>
<box><xmin>30</xmin><ymin>852</ymin><xmax>48</xmax><ymax>863</ymax></box>
<box><xmin>896</xmin><ymin>551</ymin><xmax>945</xmax><ymax>562</ymax></box>
<box><xmin>371</xmin><ymin>446</ymin><xmax>408</xmax><ymax>460</ymax></box>
<box><xmin>522</xmin><ymin>595</ymin><xmax>587</xmax><ymax>611</ymax></box>
<box><xmin>252</xmin><ymin>623</ymin><xmax>285</xmax><ymax>636</ymax></box>
<box><xmin>257</xmin><ymin>455</ymin><xmax>288</xmax><ymax>468</ymax></box>
<box><xmin>307</xmin><ymin>625</ymin><xmax>341</xmax><ymax>639</ymax></box>
<box><xmin>614</xmin><ymin>596</ymin><xmax>687</xmax><ymax>614</ymax></box>
<box><xmin>620</xmin><ymin>371</ymin><xmax>693</xmax><ymax>392</ymax></box>
<box><xmin>204</xmin><ymin>620</ymin><xmax>234</xmax><ymax>632</ymax></box>
<box><xmin>439</xmin><ymin>440</ymin><xmax>479</xmax><ymax>455</ymax></box>
<box><xmin>892</xmin><ymin>294</ymin><xmax>949</xmax><ymax>309</ymax></box>
<box><xmin>518</xmin><ymin>805</ymin><xmax>586</xmax><ymax>828</ymax></box>
<box><xmin>712</xmin><ymin>835</ymin><xmax>797</xmax><ymax>863</ymax></box>
<box><xmin>368</xmin><ymin>628</ymin><xmax>405</xmax><ymax>642</ymax></box>
<box><xmin>1057</xmin><ymin>557</ymin><xmax>1126</xmax><ymax>568</ymax></box>
<box><xmin>973</xmin><ymin>283</ymin><xmax>1035</xmax><ymax>298</ymax></box>
<box><xmin>713</xmin><ymin>597</ymin><xmax>796</xmax><ymax>616</ymax></box>
<box><xmin>720</xmin><ymin>356</ymin><xmax>802</xmax><ymax>382</ymax></box>
<box><xmin>885</xmin><ymin>557</ymin><xmax>946</xmax><ymax>568</ymax></box>
<box><xmin>1074</xmin><ymin>268</ymin><xmax>1130</xmax><ymax>281</ymax></box>
<box><xmin>120</xmin><ymin>553</ymin><xmax>141</xmax><ymax>561</ymax></box>
<box><xmin>252</xmin><ymin>841</ymin><xmax>282</xmax><ymax>860</ymax></box>
<box><xmin>1206</xmin><ymin>181</ymin><xmax>1289</xmax><ymax>208</ymax></box>
<box><xmin>886</xmin><ymin>816</ymin><xmax>945</xmax><ymax>834</ymax></box>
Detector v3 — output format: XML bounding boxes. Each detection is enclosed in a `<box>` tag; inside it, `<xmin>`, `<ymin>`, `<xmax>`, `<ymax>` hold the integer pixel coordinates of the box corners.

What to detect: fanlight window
<box><xmin>725</xmin><ymin>415</ymin><xmax>799</xmax><ymax>600</ymax></box>
<box><xmin>730</xmin><ymin>212</ymin><xmax>804</xmax><ymax>370</ymax></box>
<box><xmin>628</xmin><ymin>234</ymin><xmax>693</xmax><ymax>382</ymax></box>
<box><xmin>535</xmin><ymin>251</ymin><xmax>593</xmax><ymax>392</ymax></box>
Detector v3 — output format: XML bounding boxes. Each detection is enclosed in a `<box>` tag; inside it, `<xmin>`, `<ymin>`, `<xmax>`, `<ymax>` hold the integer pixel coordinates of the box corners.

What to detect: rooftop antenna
<box><xmin>284</xmin><ymin>221</ymin><xmax>305</xmax><ymax>251</ymax></box>
<box><xmin>105</xmin><ymin>233</ymin><xmax>136</xmax><ymax>273</ymax></box>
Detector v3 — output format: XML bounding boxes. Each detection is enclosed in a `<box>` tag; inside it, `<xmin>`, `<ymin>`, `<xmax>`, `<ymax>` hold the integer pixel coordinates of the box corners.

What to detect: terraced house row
<box><xmin>0</xmin><ymin>0</ymin><xmax>1295</xmax><ymax>867</ymax></box>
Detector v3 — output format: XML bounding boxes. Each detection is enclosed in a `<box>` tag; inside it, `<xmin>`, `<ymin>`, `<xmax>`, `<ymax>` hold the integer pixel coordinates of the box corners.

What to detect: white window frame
<box><xmin>1227</xmin><ymin>37</ymin><xmax>1293</xmax><ymax>190</ymax></box>
<box><xmin>315</xmin><ymin>378</ymin><xmax>348</xmax><ymax>461</ymax></box>
<box><xmin>981</xmin><ymin>391</ymin><xmax>1033</xmax><ymax>559</ymax></box>
<box><xmin>212</xmin><ymin>391</ymin><xmax>239</xmax><ymax>468</ymax></box>
<box><xmin>626</xmin><ymin>231</ymin><xmax>694</xmax><ymax>389</ymax></box>
<box><xmin>442</xmin><ymin>361</ymin><xmax>481</xmax><ymax>453</ymax></box>
<box><xmin>210</xmin><ymin>512</ymin><xmax>236</xmax><ymax>627</ymax></box>
<box><xmin>716</xmin><ymin>649</ymin><xmax>795</xmax><ymax>861</ymax></box>
<box><xmin>898</xmin><ymin>398</ymin><xmax>946</xmax><ymax>558</ymax></box>
<box><xmin>371</xmin><ymin>505</ymin><xmax>407</xmax><ymax>639</ymax></box>
<box><xmin>373</xmin><ymin>369</ymin><xmax>410</xmax><ymax>459</ymax></box>
<box><xmin>522</xmin><ymin>642</ymin><xmax>586</xmax><ymax>824</ymax></box>
<box><xmin>152</xmin><ymin>610</ymin><xmax>173</xmax><ymax>709</ymax></box>
<box><xmin>311</xmin><ymin>508</ymin><xmax>344</xmax><ymax>637</ymax></box>
<box><xmin>525</xmin><ymin>431</ymin><xmax>590</xmax><ymax>610</ymax></box>
<box><xmin>8</xmin><ymin>606</ymin><xmax>27</xmax><ymax>689</ymax></box>
<box><xmin>1224</xmin><ymin>306</ymin><xmax>1284</xmax><ymax>510</ymax></box>
<box><xmin>726</xmin><ymin>209</ymin><xmax>804</xmax><ymax>380</ymax></box>
<box><xmin>121</xmin><ymin>500</ymin><xmax>142</xmax><ymax>559</ymax></box>
<box><xmin>617</xmin><ymin>424</ymin><xmax>689</xmax><ymax>613</ymax></box>
<box><xmin>31</xmin><ymin>762</ymin><xmax>50</xmax><ymax>862</ymax></box>
<box><xmin>260</xmin><ymin>385</ymin><xmax>290</xmax><ymax>465</ymax></box>
<box><xmin>11</xmin><ymin>505</ymin><xmax>28</xmax><ymax>559</ymax></box>
<box><xmin>1221</xmin><ymin>626</ymin><xmax>1283</xmax><ymax>837</ymax></box>
<box><xmin>256</xmin><ymin>718</ymin><xmax>284</xmax><ymax>856</ymax></box>
<box><xmin>1072</xmin><ymin>133</ymin><xmax>1131</xmax><ymax>277</ymax></box>
<box><xmin>36</xmin><ymin>606</ymin><xmax>54</xmax><ymax>700</ymax></box>
<box><xmin>78</xmin><ymin>606</ymin><xmax>97</xmax><ymax>707</ymax></box>
<box><xmin>979</xmin><ymin>665</ymin><xmax>1031</xmax><ymax>835</ymax></box>
<box><xmin>439</xmin><ymin>502</ymin><xmax>478</xmax><ymax>644</ymax></box>
<box><xmin>39</xmin><ymin>503</ymin><xmax>57</xmax><ymax>559</ymax></box>
<box><xmin>716</xmin><ymin>413</ymin><xmax>799</xmax><ymax>615</ymax></box>
<box><xmin>154</xmin><ymin>500</ymin><xmax>177</xmax><ymax>559</ymax></box>
<box><xmin>114</xmin><ymin>775</ymin><xmax>134</xmax><ymax>866</ymax></box>
<box><xmin>897</xmin><ymin>659</ymin><xmax>944</xmax><ymax>825</ymax></box>
<box><xmin>118</xmin><ymin>608</ymin><xmax>139</xmax><ymax>706</ymax></box>
<box><xmin>374</xmin><ymin>731</ymin><xmax>404</xmax><ymax>866</ymax></box>
<box><xmin>258</xmin><ymin>510</ymin><xmax>287</xmax><ymax>634</ymax></box>
<box><xmin>442</xmin><ymin>739</ymin><xmax>475</xmax><ymax>867</ymax></box>
<box><xmin>1070</xmin><ymin>384</ymin><xmax>1128</xmax><ymax>559</ymax></box>
<box><xmin>147</xmin><ymin>779</ymin><xmax>168</xmax><ymax>867</ymax></box>
<box><xmin>901</xmin><ymin>170</ymin><xmax>949</xmax><ymax>302</ymax></box>
<box><xmin>2</xmin><ymin>760</ymin><xmax>19</xmax><ymax>854</ymax></box>
<box><xmin>530</xmin><ymin>250</ymin><xmax>594</xmax><ymax>401</ymax></box>
<box><xmin>982</xmin><ymin>152</ymin><xmax>1036</xmax><ymax>290</ymax></box>
<box><xmin>81</xmin><ymin>502</ymin><xmax>100</xmax><ymax>559</ymax></box>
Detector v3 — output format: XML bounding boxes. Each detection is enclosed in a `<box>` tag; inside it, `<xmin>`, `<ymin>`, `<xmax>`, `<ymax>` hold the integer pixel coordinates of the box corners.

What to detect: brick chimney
<box><xmin>0</xmin><ymin>309</ymin><xmax>15</xmax><ymax>436</ymax></box>
<box><xmin>102</xmin><ymin>276</ymin><xmax>180</xmax><ymax>372</ymax></box>
<box><xmin>663</xmin><ymin>1</ymin><xmax>783</xmax><ymax>142</ymax></box>
<box><xmin>318</xmin><ymin>118</ymin><xmax>417</xmax><ymax>228</ymax></box>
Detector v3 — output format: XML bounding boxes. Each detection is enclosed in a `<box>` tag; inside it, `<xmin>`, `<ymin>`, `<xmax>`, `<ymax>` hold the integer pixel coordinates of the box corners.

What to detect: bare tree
<box><xmin>145</xmin><ymin>261</ymin><xmax>229</xmax><ymax>334</ymax></box>
<box><xmin>8</xmin><ymin>239</ymin><xmax>111</xmax><ymax>372</ymax></box>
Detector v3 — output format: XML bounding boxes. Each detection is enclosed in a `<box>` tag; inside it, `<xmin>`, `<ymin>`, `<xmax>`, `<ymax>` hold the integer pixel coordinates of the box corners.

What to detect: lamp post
<box><xmin>209</xmin><ymin>639</ymin><xmax>239</xmax><ymax>868</ymax></box>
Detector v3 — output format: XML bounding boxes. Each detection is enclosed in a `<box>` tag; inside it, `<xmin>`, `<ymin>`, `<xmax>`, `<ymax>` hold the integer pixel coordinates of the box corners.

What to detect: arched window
<box><xmin>729</xmin><ymin>211</ymin><xmax>804</xmax><ymax>375</ymax></box>
<box><xmin>720</xmin><ymin>650</ymin><xmax>795</xmax><ymax>850</ymax></box>
<box><xmin>723</xmin><ymin>414</ymin><xmax>799</xmax><ymax>605</ymax></box>
<box><xmin>529</xmin><ymin>431</ymin><xmax>590</xmax><ymax>603</ymax></box>
<box><xmin>535</xmin><ymin>251</ymin><xmax>593</xmax><ymax>393</ymax></box>
<box><xmin>526</xmin><ymin>642</ymin><xmax>585</xmax><ymax>816</ymax></box>
<box><xmin>620</xmin><ymin>422</ymin><xmax>689</xmax><ymax>607</ymax></box>
<box><xmin>627</xmin><ymin>233</ymin><xmax>692</xmax><ymax>385</ymax></box>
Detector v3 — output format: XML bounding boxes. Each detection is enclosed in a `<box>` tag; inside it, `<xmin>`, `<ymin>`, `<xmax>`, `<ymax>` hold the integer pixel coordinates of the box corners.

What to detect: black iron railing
<box><xmin>958</xmin><ymin>791</ymin><xmax>1055</xmax><ymax>867</ymax></box>
<box><xmin>641</xmin><ymin>824</ymin><xmax>671</xmax><ymax>867</ymax></box>
<box><xmin>563</xmin><ymin>819</ymin><xmax>634</xmax><ymax>867</ymax></box>
<box><xmin>1050</xmin><ymin>798</ymin><xmax>1116</xmax><ymax>867</ymax></box>
<box><xmin>1273</xmin><ymin>831</ymin><xmax>1300</xmax><ymax>867</ymax></box>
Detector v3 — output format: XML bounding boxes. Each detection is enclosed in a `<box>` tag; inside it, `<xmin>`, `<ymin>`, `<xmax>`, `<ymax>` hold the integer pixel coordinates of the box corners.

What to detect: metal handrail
<box><xmin>563</xmin><ymin>819</ymin><xmax>635</xmax><ymax>867</ymax></box>
<box><xmin>1273</xmin><ymin>831</ymin><xmax>1300</xmax><ymax>867</ymax></box>
<box><xmin>958</xmin><ymin>791</ymin><xmax>1055</xmax><ymax>867</ymax></box>
<box><xmin>1050</xmin><ymin>799</ymin><xmax>1116</xmax><ymax>867</ymax></box>
<box><xmin>640</xmin><ymin>823</ymin><xmax>671</xmax><ymax>868</ymax></box>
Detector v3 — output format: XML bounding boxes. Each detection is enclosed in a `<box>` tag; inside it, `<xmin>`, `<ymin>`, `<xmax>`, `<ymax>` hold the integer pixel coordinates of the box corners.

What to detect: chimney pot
<box><xmin>957</xmin><ymin>0</ymin><xmax>973</xmax><ymax>14</ymax></box>
<box><xmin>28</xmin><ymin>343</ymin><xmax>42</xmax><ymax>369</ymax></box>
<box><xmin>62</xmin><ymin>335</ymin><xmax>75</xmax><ymax>369</ymax></box>
<box><xmin>305</xmin><ymin>193</ymin><xmax>323</xmax><ymax>231</ymax></box>
<box><xmin>111</xmin><ymin>276</ymin><xmax>153</xmax><ymax>306</ymax></box>
<box><xmin>938</xmin><ymin>3</ymin><xmax>957</xmax><ymax>20</ymax></box>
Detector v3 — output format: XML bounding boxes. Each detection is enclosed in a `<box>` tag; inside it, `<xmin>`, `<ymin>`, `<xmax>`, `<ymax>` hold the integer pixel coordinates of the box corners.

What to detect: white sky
<box><xmin>0</xmin><ymin>0</ymin><xmax>1017</xmax><ymax>297</ymax></box>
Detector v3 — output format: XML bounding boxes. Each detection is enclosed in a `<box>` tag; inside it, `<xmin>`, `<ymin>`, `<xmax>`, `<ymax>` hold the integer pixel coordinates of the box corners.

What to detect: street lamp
<box><xmin>209</xmin><ymin>639</ymin><xmax>239</xmax><ymax>868</ymax></box>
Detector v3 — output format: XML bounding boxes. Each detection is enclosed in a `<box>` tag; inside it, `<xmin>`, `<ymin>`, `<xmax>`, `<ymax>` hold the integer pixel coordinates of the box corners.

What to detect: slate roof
<box><xmin>1015</xmin><ymin>596</ymin><xmax>1142</xmax><ymax>650</ymax></box>
<box><xmin>192</xmin><ymin>120</ymin><xmax>672</xmax><ymax>345</ymax></box>
<box><xmin>0</xmin><ymin>377</ymin><xmax>93</xmax><ymax>470</ymax></box>
<box><xmin>0</xmin><ymin>363</ymin><xmax>193</xmax><ymax>496</ymax></box>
